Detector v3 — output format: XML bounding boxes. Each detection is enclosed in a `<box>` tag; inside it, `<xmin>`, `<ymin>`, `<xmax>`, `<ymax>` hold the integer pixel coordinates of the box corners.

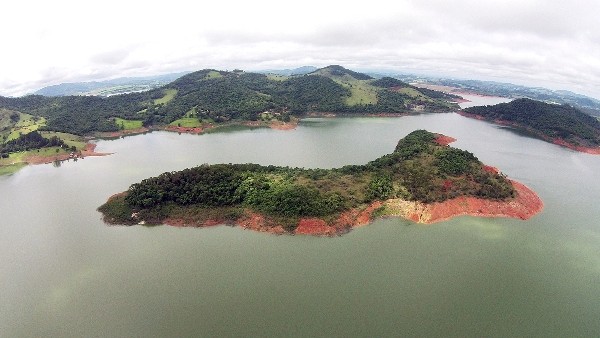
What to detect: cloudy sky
<box><xmin>2</xmin><ymin>0</ymin><xmax>599</xmax><ymax>98</ymax></box>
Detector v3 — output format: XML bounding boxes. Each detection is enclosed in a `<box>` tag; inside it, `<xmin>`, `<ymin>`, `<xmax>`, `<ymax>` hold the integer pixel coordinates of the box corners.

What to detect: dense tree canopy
<box><xmin>100</xmin><ymin>130</ymin><xmax>516</xmax><ymax>226</ymax></box>
<box><xmin>464</xmin><ymin>98</ymin><xmax>600</xmax><ymax>147</ymax></box>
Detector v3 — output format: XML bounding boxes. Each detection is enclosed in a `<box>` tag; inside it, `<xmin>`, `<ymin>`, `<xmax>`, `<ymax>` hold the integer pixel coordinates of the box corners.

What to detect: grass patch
<box><xmin>169</xmin><ymin>117</ymin><xmax>202</xmax><ymax>128</ymax></box>
<box><xmin>1</xmin><ymin>110</ymin><xmax>46</xmax><ymax>143</ymax></box>
<box><xmin>31</xmin><ymin>147</ymin><xmax>69</xmax><ymax>156</ymax></box>
<box><xmin>0</xmin><ymin>148</ymin><xmax>30</xmax><ymax>175</ymax></box>
<box><xmin>0</xmin><ymin>163</ymin><xmax>26</xmax><ymax>175</ymax></box>
<box><xmin>40</xmin><ymin>131</ymin><xmax>87</xmax><ymax>150</ymax></box>
<box><xmin>205</xmin><ymin>71</ymin><xmax>223</xmax><ymax>79</ymax></box>
<box><xmin>115</xmin><ymin>118</ymin><xmax>143</xmax><ymax>130</ymax></box>
<box><xmin>398</xmin><ymin>87</ymin><xmax>432</xmax><ymax>101</ymax></box>
<box><xmin>153</xmin><ymin>89</ymin><xmax>177</xmax><ymax>105</ymax></box>
<box><xmin>267</xmin><ymin>74</ymin><xmax>288</xmax><ymax>81</ymax></box>
<box><xmin>345</xmin><ymin>81</ymin><xmax>378</xmax><ymax>106</ymax></box>
<box><xmin>331</xmin><ymin>77</ymin><xmax>378</xmax><ymax>106</ymax></box>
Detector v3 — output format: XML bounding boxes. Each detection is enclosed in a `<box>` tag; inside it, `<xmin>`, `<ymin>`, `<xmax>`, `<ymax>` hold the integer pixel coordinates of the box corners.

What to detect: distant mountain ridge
<box><xmin>33</xmin><ymin>67</ymin><xmax>600</xmax><ymax>118</ymax></box>
<box><xmin>33</xmin><ymin>71</ymin><xmax>191</xmax><ymax>97</ymax></box>
<box><xmin>390</xmin><ymin>74</ymin><xmax>600</xmax><ymax>117</ymax></box>
<box><xmin>261</xmin><ymin>66</ymin><xmax>318</xmax><ymax>76</ymax></box>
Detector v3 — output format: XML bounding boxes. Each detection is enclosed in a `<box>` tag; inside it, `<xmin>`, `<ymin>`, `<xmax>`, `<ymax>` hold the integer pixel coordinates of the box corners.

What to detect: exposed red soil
<box><xmin>425</xmin><ymin>180</ymin><xmax>543</xmax><ymax>223</ymax></box>
<box><xmin>163</xmin><ymin>125</ymin><xmax>212</xmax><ymax>134</ymax></box>
<box><xmin>435</xmin><ymin>134</ymin><xmax>457</xmax><ymax>146</ymax></box>
<box><xmin>148</xmin><ymin>178</ymin><xmax>543</xmax><ymax>235</ymax></box>
<box><xmin>268</xmin><ymin>120</ymin><xmax>298</xmax><ymax>130</ymax></box>
<box><xmin>294</xmin><ymin>202</ymin><xmax>384</xmax><ymax>236</ymax></box>
<box><xmin>236</xmin><ymin>212</ymin><xmax>287</xmax><ymax>235</ymax></box>
<box><xmin>295</xmin><ymin>218</ymin><xmax>338</xmax><ymax>236</ymax></box>
<box><xmin>551</xmin><ymin>138</ymin><xmax>600</xmax><ymax>155</ymax></box>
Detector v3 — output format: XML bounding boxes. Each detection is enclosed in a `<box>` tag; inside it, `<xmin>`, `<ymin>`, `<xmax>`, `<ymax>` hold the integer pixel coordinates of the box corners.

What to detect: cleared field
<box><xmin>1</xmin><ymin>110</ymin><xmax>46</xmax><ymax>143</ymax></box>
<box><xmin>267</xmin><ymin>74</ymin><xmax>288</xmax><ymax>81</ymax></box>
<box><xmin>345</xmin><ymin>81</ymin><xmax>378</xmax><ymax>106</ymax></box>
<box><xmin>205</xmin><ymin>71</ymin><xmax>223</xmax><ymax>79</ymax></box>
<box><xmin>397</xmin><ymin>87</ymin><xmax>432</xmax><ymax>101</ymax></box>
<box><xmin>40</xmin><ymin>131</ymin><xmax>87</xmax><ymax>150</ymax></box>
<box><xmin>0</xmin><ymin>162</ymin><xmax>26</xmax><ymax>175</ymax></box>
<box><xmin>332</xmin><ymin>76</ymin><xmax>378</xmax><ymax>106</ymax></box>
<box><xmin>154</xmin><ymin>89</ymin><xmax>177</xmax><ymax>105</ymax></box>
<box><xmin>169</xmin><ymin>117</ymin><xmax>202</xmax><ymax>128</ymax></box>
<box><xmin>114</xmin><ymin>118</ymin><xmax>144</xmax><ymax>130</ymax></box>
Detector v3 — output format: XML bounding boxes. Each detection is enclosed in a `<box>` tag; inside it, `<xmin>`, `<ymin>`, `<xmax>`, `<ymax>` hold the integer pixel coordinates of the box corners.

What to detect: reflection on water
<box><xmin>1</xmin><ymin>114</ymin><xmax>600</xmax><ymax>337</ymax></box>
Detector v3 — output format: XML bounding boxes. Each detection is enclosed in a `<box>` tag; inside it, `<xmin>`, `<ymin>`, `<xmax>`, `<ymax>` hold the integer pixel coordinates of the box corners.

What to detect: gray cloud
<box><xmin>1</xmin><ymin>0</ymin><xmax>599</xmax><ymax>99</ymax></box>
<box><xmin>91</xmin><ymin>49</ymin><xmax>131</xmax><ymax>65</ymax></box>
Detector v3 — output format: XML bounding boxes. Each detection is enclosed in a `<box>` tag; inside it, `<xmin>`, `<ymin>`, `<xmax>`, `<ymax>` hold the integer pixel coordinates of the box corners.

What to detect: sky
<box><xmin>2</xmin><ymin>0</ymin><xmax>600</xmax><ymax>99</ymax></box>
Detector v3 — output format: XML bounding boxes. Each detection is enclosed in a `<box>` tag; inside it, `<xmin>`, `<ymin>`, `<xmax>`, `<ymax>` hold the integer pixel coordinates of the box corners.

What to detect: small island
<box><xmin>98</xmin><ymin>130</ymin><xmax>543</xmax><ymax>236</ymax></box>
<box><xmin>461</xmin><ymin>98</ymin><xmax>600</xmax><ymax>154</ymax></box>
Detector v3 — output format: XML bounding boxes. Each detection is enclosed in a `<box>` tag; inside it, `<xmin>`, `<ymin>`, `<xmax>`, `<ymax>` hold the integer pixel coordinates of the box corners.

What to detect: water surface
<box><xmin>1</xmin><ymin>113</ymin><xmax>599</xmax><ymax>337</ymax></box>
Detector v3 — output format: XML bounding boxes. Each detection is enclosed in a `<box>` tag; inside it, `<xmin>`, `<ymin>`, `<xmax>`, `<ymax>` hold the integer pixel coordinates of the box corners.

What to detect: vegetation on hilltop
<box><xmin>99</xmin><ymin>130</ymin><xmax>515</xmax><ymax>227</ymax></box>
<box><xmin>463</xmin><ymin>98</ymin><xmax>600</xmax><ymax>148</ymax></box>
<box><xmin>310</xmin><ymin>65</ymin><xmax>374</xmax><ymax>80</ymax></box>
<box><xmin>0</xmin><ymin>66</ymin><xmax>458</xmax><ymax>139</ymax></box>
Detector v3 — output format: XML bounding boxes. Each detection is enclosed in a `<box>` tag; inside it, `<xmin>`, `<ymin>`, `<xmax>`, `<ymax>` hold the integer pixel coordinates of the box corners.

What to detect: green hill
<box><xmin>0</xmin><ymin>66</ymin><xmax>458</xmax><ymax>138</ymax></box>
<box><xmin>309</xmin><ymin>65</ymin><xmax>374</xmax><ymax>80</ymax></box>
<box><xmin>463</xmin><ymin>98</ymin><xmax>600</xmax><ymax>148</ymax></box>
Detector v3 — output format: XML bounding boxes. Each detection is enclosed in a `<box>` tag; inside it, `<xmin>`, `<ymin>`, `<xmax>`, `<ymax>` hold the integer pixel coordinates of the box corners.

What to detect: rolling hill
<box><xmin>0</xmin><ymin>65</ymin><xmax>458</xmax><ymax>136</ymax></box>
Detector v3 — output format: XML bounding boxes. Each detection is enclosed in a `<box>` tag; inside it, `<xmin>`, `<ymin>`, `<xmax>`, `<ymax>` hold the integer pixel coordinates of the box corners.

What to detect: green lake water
<box><xmin>1</xmin><ymin>111</ymin><xmax>600</xmax><ymax>337</ymax></box>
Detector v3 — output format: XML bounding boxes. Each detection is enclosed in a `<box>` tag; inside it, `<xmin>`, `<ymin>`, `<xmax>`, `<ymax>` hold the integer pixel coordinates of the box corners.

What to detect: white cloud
<box><xmin>1</xmin><ymin>0</ymin><xmax>599</xmax><ymax>99</ymax></box>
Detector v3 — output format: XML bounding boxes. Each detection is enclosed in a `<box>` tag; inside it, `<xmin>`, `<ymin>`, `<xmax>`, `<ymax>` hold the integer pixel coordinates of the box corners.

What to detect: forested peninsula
<box><xmin>98</xmin><ymin>130</ymin><xmax>543</xmax><ymax>236</ymax></box>
<box><xmin>461</xmin><ymin>98</ymin><xmax>600</xmax><ymax>154</ymax></box>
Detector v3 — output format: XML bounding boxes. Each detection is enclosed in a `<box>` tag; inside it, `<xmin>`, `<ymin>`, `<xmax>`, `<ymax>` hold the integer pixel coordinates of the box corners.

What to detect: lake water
<box><xmin>2</xmin><ymin>110</ymin><xmax>600</xmax><ymax>337</ymax></box>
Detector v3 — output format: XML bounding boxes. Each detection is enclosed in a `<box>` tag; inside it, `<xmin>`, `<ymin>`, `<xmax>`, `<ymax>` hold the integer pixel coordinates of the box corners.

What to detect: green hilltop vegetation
<box><xmin>0</xmin><ymin>65</ymin><xmax>458</xmax><ymax>137</ymax></box>
<box><xmin>98</xmin><ymin>130</ymin><xmax>515</xmax><ymax>230</ymax></box>
<box><xmin>463</xmin><ymin>98</ymin><xmax>600</xmax><ymax>148</ymax></box>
